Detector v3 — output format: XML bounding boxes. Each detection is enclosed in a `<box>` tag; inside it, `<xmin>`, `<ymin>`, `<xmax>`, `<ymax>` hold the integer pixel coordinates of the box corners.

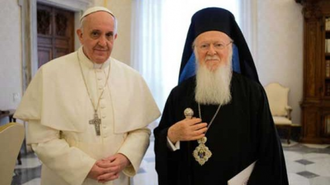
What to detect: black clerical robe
<box><xmin>154</xmin><ymin>73</ymin><xmax>289</xmax><ymax>185</ymax></box>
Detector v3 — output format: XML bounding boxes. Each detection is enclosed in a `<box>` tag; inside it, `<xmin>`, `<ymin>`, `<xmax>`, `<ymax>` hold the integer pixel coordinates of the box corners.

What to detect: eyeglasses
<box><xmin>195</xmin><ymin>40</ymin><xmax>233</xmax><ymax>51</ymax></box>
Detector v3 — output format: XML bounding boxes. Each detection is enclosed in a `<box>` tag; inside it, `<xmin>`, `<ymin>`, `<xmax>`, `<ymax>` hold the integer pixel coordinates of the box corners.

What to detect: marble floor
<box><xmin>11</xmin><ymin>140</ymin><xmax>330</xmax><ymax>185</ymax></box>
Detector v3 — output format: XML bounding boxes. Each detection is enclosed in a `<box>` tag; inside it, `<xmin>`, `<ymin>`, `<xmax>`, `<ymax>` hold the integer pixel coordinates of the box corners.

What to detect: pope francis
<box><xmin>14</xmin><ymin>6</ymin><xmax>160</xmax><ymax>185</ymax></box>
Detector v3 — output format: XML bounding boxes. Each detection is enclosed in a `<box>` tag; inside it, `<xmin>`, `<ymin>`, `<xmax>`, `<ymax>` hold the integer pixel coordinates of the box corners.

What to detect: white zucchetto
<box><xmin>80</xmin><ymin>6</ymin><xmax>115</xmax><ymax>22</ymax></box>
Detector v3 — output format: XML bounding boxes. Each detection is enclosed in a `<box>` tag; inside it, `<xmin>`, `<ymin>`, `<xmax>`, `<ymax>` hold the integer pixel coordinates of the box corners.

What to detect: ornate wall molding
<box><xmin>302</xmin><ymin>3</ymin><xmax>322</xmax><ymax>20</ymax></box>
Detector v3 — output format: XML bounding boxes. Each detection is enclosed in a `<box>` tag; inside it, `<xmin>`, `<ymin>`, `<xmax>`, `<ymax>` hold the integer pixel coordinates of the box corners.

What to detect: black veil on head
<box><xmin>179</xmin><ymin>7</ymin><xmax>259</xmax><ymax>84</ymax></box>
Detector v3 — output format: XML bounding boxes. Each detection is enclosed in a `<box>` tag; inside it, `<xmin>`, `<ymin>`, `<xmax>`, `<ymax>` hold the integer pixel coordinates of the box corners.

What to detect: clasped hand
<box><xmin>168</xmin><ymin>118</ymin><xmax>207</xmax><ymax>143</ymax></box>
<box><xmin>88</xmin><ymin>153</ymin><xmax>130</xmax><ymax>183</ymax></box>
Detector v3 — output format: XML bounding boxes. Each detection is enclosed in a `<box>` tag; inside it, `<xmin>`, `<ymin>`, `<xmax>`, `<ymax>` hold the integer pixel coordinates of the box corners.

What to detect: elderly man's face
<box><xmin>77</xmin><ymin>11</ymin><xmax>117</xmax><ymax>64</ymax></box>
<box><xmin>194</xmin><ymin>31</ymin><xmax>232</xmax><ymax>72</ymax></box>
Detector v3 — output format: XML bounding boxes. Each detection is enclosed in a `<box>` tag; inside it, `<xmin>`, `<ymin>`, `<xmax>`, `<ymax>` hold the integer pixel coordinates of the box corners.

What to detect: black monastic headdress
<box><xmin>179</xmin><ymin>7</ymin><xmax>259</xmax><ymax>84</ymax></box>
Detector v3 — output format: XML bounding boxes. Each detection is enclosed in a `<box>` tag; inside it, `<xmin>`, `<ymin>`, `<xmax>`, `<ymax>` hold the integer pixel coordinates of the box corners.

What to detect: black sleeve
<box><xmin>248</xmin><ymin>86</ymin><xmax>289</xmax><ymax>185</ymax></box>
<box><xmin>153</xmin><ymin>89</ymin><xmax>180</xmax><ymax>185</ymax></box>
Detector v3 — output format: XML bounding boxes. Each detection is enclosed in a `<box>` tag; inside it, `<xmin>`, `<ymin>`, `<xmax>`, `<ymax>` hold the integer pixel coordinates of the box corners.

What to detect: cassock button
<box><xmin>102</xmin><ymin>114</ymin><xmax>106</xmax><ymax>118</ymax></box>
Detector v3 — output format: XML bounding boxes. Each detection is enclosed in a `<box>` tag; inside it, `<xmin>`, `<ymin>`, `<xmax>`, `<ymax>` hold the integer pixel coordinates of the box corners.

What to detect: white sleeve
<box><xmin>28</xmin><ymin>121</ymin><xmax>95</xmax><ymax>185</ymax></box>
<box><xmin>117</xmin><ymin>127</ymin><xmax>151</xmax><ymax>177</ymax></box>
<box><xmin>167</xmin><ymin>137</ymin><xmax>180</xmax><ymax>151</ymax></box>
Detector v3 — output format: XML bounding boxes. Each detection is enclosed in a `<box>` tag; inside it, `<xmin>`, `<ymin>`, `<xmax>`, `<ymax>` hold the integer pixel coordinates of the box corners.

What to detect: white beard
<box><xmin>195</xmin><ymin>50</ymin><xmax>233</xmax><ymax>105</ymax></box>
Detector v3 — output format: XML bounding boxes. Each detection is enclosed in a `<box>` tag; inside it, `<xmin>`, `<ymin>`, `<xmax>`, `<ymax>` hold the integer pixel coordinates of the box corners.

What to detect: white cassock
<box><xmin>14</xmin><ymin>47</ymin><xmax>161</xmax><ymax>185</ymax></box>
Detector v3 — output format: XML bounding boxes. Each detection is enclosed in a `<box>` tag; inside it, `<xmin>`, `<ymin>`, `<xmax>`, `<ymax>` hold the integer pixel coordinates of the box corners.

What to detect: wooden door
<box><xmin>37</xmin><ymin>3</ymin><xmax>74</xmax><ymax>68</ymax></box>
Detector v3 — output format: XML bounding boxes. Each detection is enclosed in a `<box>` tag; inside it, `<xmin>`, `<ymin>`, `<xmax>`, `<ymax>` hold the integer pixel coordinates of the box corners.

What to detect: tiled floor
<box><xmin>12</xmin><ymin>140</ymin><xmax>330</xmax><ymax>185</ymax></box>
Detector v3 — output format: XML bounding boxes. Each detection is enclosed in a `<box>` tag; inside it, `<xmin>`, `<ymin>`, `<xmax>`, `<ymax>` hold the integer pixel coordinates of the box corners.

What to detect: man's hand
<box><xmin>87</xmin><ymin>160</ymin><xmax>108</xmax><ymax>180</ymax></box>
<box><xmin>95</xmin><ymin>153</ymin><xmax>131</xmax><ymax>183</ymax></box>
<box><xmin>167</xmin><ymin>118</ymin><xmax>207</xmax><ymax>143</ymax></box>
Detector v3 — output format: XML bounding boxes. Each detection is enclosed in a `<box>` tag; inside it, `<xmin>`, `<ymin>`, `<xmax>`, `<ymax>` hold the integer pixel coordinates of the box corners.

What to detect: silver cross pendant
<box><xmin>89</xmin><ymin>112</ymin><xmax>101</xmax><ymax>136</ymax></box>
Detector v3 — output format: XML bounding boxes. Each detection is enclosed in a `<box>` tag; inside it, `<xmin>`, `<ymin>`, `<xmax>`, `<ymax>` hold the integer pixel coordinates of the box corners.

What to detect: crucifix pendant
<box><xmin>193</xmin><ymin>136</ymin><xmax>212</xmax><ymax>165</ymax></box>
<box><xmin>89</xmin><ymin>111</ymin><xmax>101</xmax><ymax>136</ymax></box>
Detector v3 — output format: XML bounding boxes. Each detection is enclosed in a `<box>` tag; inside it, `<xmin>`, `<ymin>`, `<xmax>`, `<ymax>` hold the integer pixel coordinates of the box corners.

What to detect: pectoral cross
<box><xmin>89</xmin><ymin>112</ymin><xmax>101</xmax><ymax>136</ymax></box>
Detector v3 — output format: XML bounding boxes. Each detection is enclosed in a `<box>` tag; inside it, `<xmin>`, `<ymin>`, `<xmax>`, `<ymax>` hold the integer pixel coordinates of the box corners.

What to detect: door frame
<box><xmin>18</xmin><ymin>0</ymin><xmax>91</xmax><ymax>92</ymax></box>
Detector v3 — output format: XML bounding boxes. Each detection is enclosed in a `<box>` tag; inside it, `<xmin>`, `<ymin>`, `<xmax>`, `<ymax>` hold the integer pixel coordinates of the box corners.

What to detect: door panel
<box><xmin>37</xmin><ymin>3</ymin><xmax>74</xmax><ymax>68</ymax></box>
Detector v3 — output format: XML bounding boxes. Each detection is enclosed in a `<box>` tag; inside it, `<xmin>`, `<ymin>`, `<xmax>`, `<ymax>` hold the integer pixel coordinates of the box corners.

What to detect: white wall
<box><xmin>257</xmin><ymin>0</ymin><xmax>303</xmax><ymax>125</ymax></box>
<box><xmin>0</xmin><ymin>0</ymin><xmax>21</xmax><ymax>125</ymax></box>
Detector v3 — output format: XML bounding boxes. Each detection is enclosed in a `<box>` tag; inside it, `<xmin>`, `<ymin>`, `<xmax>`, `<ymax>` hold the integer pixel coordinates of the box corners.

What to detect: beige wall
<box><xmin>257</xmin><ymin>0</ymin><xmax>303</xmax><ymax>125</ymax></box>
<box><xmin>94</xmin><ymin>0</ymin><xmax>132</xmax><ymax>65</ymax></box>
<box><xmin>0</xmin><ymin>0</ymin><xmax>21</xmax><ymax>125</ymax></box>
